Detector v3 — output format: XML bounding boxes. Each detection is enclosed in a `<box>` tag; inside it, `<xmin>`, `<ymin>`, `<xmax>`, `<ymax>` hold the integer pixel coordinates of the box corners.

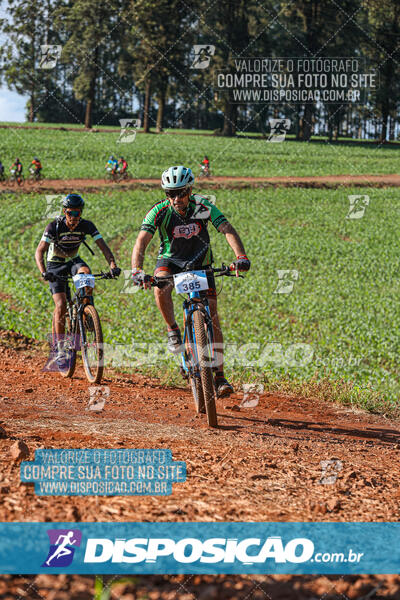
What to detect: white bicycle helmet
<box><xmin>161</xmin><ymin>165</ymin><xmax>195</xmax><ymax>190</ymax></box>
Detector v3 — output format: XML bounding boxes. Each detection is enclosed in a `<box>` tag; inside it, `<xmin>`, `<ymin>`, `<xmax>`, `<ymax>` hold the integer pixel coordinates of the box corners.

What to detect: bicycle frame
<box><xmin>58</xmin><ymin>273</ymin><xmax>106</xmax><ymax>351</ymax></box>
<box><xmin>151</xmin><ymin>264</ymin><xmax>239</xmax><ymax>375</ymax></box>
<box><xmin>63</xmin><ymin>280</ymin><xmax>91</xmax><ymax>351</ymax></box>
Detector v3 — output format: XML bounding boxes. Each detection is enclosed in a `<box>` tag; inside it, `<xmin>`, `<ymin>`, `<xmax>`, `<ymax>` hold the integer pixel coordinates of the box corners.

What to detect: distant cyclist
<box><xmin>118</xmin><ymin>156</ymin><xmax>128</xmax><ymax>174</ymax></box>
<box><xmin>10</xmin><ymin>157</ymin><xmax>23</xmax><ymax>177</ymax></box>
<box><xmin>105</xmin><ymin>155</ymin><xmax>118</xmax><ymax>175</ymax></box>
<box><xmin>35</xmin><ymin>193</ymin><xmax>121</xmax><ymax>368</ymax></box>
<box><xmin>131</xmin><ymin>165</ymin><xmax>250</xmax><ymax>398</ymax></box>
<box><xmin>30</xmin><ymin>157</ymin><xmax>42</xmax><ymax>178</ymax></box>
<box><xmin>201</xmin><ymin>155</ymin><xmax>210</xmax><ymax>172</ymax></box>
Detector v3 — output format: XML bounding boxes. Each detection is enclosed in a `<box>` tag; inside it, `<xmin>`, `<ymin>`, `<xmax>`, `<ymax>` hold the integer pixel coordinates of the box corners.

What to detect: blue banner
<box><xmin>20</xmin><ymin>449</ymin><xmax>186</xmax><ymax>496</ymax></box>
<box><xmin>0</xmin><ymin>522</ymin><xmax>399</xmax><ymax>574</ymax></box>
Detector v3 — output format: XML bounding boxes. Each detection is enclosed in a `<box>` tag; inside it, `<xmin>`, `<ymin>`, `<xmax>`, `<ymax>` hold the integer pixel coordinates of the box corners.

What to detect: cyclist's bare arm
<box><xmin>131</xmin><ymin>230</ymin><xmax>153</xmax><ymax>269</ymax></box>
<box><xmin>35</xmin><ymin>240</ymin><xmax>49</xmax><ymax>274</ymax></box>
<box><xmin>95</xmin><ymin>238</ymin><xmax>117</xmax><ymax>268</ymax></box>
<box><xmin>218</xmin><ymin>221</ymin><xmax>247</xmax><ymax>257</ymax></box>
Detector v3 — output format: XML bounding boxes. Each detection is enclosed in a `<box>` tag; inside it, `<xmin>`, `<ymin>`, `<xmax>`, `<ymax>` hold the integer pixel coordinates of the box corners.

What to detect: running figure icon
<box><xmin>46</xmin><ymin>531</ymin><xmax>77</xmax><ymax>565</ymax></box>
<box><xmin>42</xmin><ymin>528</ymin><xmax>82</xmax><ymax>567</ymax></box>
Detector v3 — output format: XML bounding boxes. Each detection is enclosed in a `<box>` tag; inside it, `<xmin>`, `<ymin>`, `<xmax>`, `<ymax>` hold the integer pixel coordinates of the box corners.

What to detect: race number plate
<box><xmin>72</xmin><ymin>273</ymin><xmax>95</xmax><ymax>290</ymax></box>
<box><xmin>173</xmin><ymin>270</ymin><xmax>209</xmax><ymax>294</ymax></box>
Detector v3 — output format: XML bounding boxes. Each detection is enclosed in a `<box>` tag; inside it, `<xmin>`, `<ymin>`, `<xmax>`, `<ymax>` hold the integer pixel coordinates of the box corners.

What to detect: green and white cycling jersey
<box><xmin>140</xmin><ymin>194</ymin><xmax>228</xmax><ymax>268</ymax></box>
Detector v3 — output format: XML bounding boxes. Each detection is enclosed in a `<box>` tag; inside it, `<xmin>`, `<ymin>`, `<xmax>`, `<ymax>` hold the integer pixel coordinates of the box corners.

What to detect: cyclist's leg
<box><xmin>47</xmin><ymin>261</ymin><xmax>69</xmax><ymax>334</ymax></box>
<box><xmin>154</xmin><ymin>261</ymin><xmax>183</xmax><ymax>353</ymax></box>
<box><xmin>204</xmin><ymin>273</ymin><xmax>224</xmax><ymax>374</ymax></box>
<box><xmin>153</xmin><ymin>264</ymin><xmax>176</xmax><ymax>329</ymax></box>
<box><xmin>53</xmin><ymin>292</ymin><xmax>68</xmax><ymax>334</ymax></box>
<box><xmin>205</xmin><ymin>273</ymin><xmax>232</xmax><ymax>396</ymax></box>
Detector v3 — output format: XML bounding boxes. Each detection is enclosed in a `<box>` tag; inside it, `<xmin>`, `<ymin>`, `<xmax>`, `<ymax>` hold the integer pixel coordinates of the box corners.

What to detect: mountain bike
<box><xmin>9</xmin><ymin>170</ymin><xmax>24</xmax><ymax>186</ymax></box>
<box><xmin>27</xmin><ymin>168</ymin><xmax>44</xmax><ymax>185</ymax></box>
<box><xmin>105</xmin><ymin>168</ymin><xmax>118</xmax><ymax>183</ymax></box>
<box><xmin>149</xmin><ymin>263</ymin><xmax>242</xmax><ymax>427</ymax></box>
<box><xmin>199</xmin><ymin>166</ymin><xmax>211</xmax><ymax>179</ymax></box>
<box><xmin>105</xmin><ymin>169</ymin><xmax>130</xmax><ymax>183</ymax></box>
<box><xmin>118</xmin><ymin>170</ymin><xmax>131</xmax><ymax>181</ymax></box>
<box><xmin>51</xmin><ymin>271</ymin><xmax>114</xmax><ymax>383</ymax></box>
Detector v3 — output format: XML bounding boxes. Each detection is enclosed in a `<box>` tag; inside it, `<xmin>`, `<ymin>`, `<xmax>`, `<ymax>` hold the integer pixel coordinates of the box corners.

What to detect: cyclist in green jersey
<box><xmin>131</xmin><ymin>165</ymin><xmax>250</xmax><ymax>398</ymax></box>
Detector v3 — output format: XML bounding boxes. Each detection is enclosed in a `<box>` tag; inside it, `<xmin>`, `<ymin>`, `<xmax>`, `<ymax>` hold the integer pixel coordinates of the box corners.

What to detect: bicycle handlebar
<box><xmin>149</xmin><ymin>263</ymin><xmax>243</xmax><ymax>288</ymax></box>
<box><xmin>52</xmin><ymin>271</ymin><xmax>116</xmax><ymax>281</ymax></box>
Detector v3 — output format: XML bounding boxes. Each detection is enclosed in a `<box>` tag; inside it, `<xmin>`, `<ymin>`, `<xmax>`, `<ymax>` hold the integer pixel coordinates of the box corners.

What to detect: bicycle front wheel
<box><xmin>192</xmin><ymin>309</ymin><xmax>217</xmax><ymax>427</ymax></box>
<box><xmin>185</xmin><ymin>325</ymin><xmax>206</xmax><ymax>413</ymax></box>
<box><xmin>80</xmin><ymin>304</ymin><xmax>104</xmax><ymax>383</ymax></box>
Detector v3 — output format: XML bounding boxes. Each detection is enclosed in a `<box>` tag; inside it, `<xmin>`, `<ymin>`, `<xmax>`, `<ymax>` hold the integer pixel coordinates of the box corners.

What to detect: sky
<box><xmin>0</xmin><ymin>1</ymin><xmax>28</xmax><ymax>122</ymax></box>
<box><xmin>0</xmin><ymin>87</ymin><xmax>28</xmax><ymax>122</ymax></box>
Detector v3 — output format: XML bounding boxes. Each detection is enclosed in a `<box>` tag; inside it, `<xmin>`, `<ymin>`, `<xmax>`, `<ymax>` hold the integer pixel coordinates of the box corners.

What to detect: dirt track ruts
<box><xmin>2</xmin><ymin>173</ymin><xmax>400</xmax><ymax>194</ymax></box>
<box><xmin>0</xmin><ymin>335</ymin><xmax>399</xmax><ymax>524</ymax></box>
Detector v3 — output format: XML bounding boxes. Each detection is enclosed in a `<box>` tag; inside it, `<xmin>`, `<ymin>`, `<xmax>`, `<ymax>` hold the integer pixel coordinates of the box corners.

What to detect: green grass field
<box><xmin>1</xmin><ymin>186</ymin><xmax>399</xmax><ymax>414</ymax></box>
<box><xmin>0</xmin><ymin>125</ymin><xmax>398</xmax><ymax>180</ymax></box>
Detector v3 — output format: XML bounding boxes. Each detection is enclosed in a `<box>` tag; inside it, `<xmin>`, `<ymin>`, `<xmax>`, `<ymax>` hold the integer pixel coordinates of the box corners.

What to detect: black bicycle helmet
<box><xmin>63</xmin><ymin>193</ymin><xmax>85</xmax><ymax>209</ymax></box>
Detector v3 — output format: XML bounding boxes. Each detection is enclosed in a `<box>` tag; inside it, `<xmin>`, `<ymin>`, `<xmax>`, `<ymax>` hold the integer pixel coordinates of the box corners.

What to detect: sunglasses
<box><xmin>65</xmin><ymin>209</ymin><xmax>82</xmax><ymax>217</ymax></box>
<box><xmin>166</xmin><ymin>188</ymin><xmax>189</xmax><ymax>199</ymax></box>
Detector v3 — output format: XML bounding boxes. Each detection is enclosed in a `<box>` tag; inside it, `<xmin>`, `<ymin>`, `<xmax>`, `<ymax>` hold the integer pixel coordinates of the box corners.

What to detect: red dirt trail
<box><xmin>2</xmin><ymin>173</ymin><xmax>400</xmax><ymax>193</ymax></box>
<box><xmin>0</xmin><ymin>334</ymin><xmax>399</xmax><ymax>525</ymax></box>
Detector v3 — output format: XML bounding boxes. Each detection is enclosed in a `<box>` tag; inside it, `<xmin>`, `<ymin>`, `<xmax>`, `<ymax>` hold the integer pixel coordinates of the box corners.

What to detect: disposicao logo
<box><xmin>83</xmin><ymin>536</ymin><xmax>314</xmax><ymax>564</ymax></box>
<box><xmin>42</xmin><ymin>529</ymin><xmax>82</xmax><ymax>567</ymax></box>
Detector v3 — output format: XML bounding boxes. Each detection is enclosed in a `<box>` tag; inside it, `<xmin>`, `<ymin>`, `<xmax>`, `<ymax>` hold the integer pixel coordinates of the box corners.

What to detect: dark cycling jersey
<box><xmin>41</xmin><ymin>216</ymin><xmax>102</xmax><ymax>262</ymax></box>
<box><xmin>140</xmin><ymin>194</ymin><xmax>227</xmax><ymax>268</ymax></box>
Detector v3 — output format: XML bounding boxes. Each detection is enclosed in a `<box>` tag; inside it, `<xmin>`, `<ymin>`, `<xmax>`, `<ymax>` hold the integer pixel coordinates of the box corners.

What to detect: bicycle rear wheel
<box><xmin>51</xmin><ymin>311</ymin><xmax>77</xmax><ymax>378</ymax></box>
<box><xmin>80</xmin><ymin>304</ymin><xmax>104</xmax><ymax>383</ymax></box>
<box><xmin>192</xmin><ymin>309</ymin><xmax>217</xmax><ymax>427</ymax></box>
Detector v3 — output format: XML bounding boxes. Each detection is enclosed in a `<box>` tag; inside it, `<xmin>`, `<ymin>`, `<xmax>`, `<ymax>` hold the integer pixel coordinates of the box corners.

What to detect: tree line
<box><xmin>0</xmin><ymin>0</ymin><xmax>399</xmax><ymax>141</ymax></box>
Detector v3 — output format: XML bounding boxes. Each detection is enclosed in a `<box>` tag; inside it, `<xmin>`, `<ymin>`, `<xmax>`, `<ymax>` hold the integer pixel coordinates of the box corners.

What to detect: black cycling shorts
<box><xmin>154</xmin><ymin>258</ymin><xmax>216</xmax><ymax>298</ymax></box>
<box><xmin>46</xmin><ymin>256</ymin><xmax>90</xmax><ymax>295</ymax></box>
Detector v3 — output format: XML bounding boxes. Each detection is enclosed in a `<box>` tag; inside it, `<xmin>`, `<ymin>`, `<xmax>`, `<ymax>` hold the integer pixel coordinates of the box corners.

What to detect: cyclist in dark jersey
<box><xmin>10</xmin><ymin>158</ymin><xmax>23</xmax><ymax>178</ymax></box>
<box><xmin>131</xmin><ymin>165</ymin><xmax>250</xmax><ymax>398</ymax></box>
<box><xmin>35</xmin><ymin>193</ymin><xmax>121</xmax><ymax>367</ymax></box>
